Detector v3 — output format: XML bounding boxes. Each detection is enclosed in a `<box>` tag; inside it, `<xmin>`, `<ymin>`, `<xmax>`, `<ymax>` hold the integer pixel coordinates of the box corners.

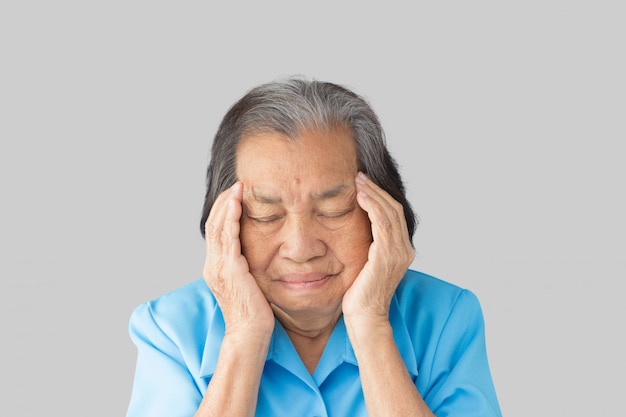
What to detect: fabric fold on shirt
<box><xmin>198</xmin><ymin>300</ymin><xmax>224</xmax><ymax>378</ymax></box>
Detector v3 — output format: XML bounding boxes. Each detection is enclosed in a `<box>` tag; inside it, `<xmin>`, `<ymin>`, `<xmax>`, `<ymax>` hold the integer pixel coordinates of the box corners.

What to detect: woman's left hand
<box><xmin>342</xmin><ymin>172</ymin><xmax>415</xmax><ymax>325</ymax></box>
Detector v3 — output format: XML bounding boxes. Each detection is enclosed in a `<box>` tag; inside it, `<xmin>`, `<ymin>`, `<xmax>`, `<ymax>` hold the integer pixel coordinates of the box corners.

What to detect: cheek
<box><xmin>334</xmin><ymin>212</ymin><xmax>372</xmax><ymax>266</ymax></box>
<box><xmin>351</xmin><ymin>208</ymin><xmax>373</xmax><ymax>243</ymax></box>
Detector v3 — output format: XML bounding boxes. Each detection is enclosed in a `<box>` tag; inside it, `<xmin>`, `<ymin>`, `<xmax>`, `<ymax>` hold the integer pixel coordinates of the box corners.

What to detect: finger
<box><xmin>222</xmin><ymin>183</ymin><xmax>244</xmax><ymax>259</ymax></box>
<box><xmin>356</xmin><ymin>174</ymin><xmax>414</xmax><ymax>266</ymax></box>
<box><xmin>204</xmin><ymin>183</ymin><xmax>239</xmax><ymax>246</ymax></box>
<box><xmin>356</xmin><ymin>173</ymin><xmax>404</xmax><ymax>216</ymax></box>
<box><xmin>355</xmin><ymin>173</ymin><xmax>407</xmax><ymax>239</ymax></box>
<box><xmin>355</xmin><ymin>174</ymin><xmax>415</xmax><ymax>276</ymax></box>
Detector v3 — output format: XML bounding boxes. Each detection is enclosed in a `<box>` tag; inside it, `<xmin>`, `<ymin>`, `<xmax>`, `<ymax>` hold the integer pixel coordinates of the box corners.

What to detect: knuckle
<box><xmin>205</xmin><ymin>221</ymin><xmax>219</xmax><ymax>239</ymax></box>
<box><xmin>378</xmin><ymin>217</ymin><xmax>392</xmax><ymax>230</ymax></box>
<box><xmin>390</xmin><ymin>199</ymin><xmax>403</xmax><ymax>213</ymax></box>
<box><xmin>220</xmin><ymin>228</ymin><xmax>231</xmax><ymax>245</ymax></box>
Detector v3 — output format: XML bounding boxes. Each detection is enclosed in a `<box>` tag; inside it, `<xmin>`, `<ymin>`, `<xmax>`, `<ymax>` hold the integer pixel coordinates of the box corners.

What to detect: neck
<box><xmin>272</xmin><ymin>305</ymin><xmax>342</xmax><ymax>374</ymax></box>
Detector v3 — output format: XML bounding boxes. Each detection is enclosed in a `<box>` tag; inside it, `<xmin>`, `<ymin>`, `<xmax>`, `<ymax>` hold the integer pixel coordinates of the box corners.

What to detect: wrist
<box><xmin>226</xmin><ymin>320</ymin><xmax>274</xmax><ymax>342</ymax></box>
<box><xmin>344</xmin><ymin>313</ymin><xmax>393</xmax><ymax>348</ymax></box>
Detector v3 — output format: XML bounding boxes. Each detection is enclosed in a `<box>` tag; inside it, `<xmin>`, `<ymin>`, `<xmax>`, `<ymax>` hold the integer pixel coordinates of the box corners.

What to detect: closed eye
<box><xmin>317</xmin><ymin>209</ymin><xmax>353</xmax><ymax>219</ymax></box>
<box><xmin>248</xmin><ymin>215</ymin><xmax>283</xmax><ymax>224</ymax></box>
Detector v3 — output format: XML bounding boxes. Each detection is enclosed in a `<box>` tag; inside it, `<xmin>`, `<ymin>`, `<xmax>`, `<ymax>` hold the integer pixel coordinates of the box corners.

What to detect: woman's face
<box><xmin>236</xmin><ymin>128</ymin><xmax>372</xmax><ymax>323</ymax></box>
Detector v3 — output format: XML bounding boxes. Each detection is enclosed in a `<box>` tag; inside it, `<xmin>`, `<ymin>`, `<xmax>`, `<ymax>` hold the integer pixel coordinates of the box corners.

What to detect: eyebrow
<box><xmin>311</xmin><ymin>184</ymin><xmax>351</xmax><ymax>200</ymax></box>
<box><xmin>249</xmin><ymin>184</ymin><xmax>352</xmax><ymax>204</ymax></box>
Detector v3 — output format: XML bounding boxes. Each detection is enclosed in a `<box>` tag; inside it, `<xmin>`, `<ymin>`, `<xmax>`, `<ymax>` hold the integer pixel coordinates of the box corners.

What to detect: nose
<box><xmin>278</xmin><ymin>215</ymin><xmax>327</xmax><ymax>263</ymax></box>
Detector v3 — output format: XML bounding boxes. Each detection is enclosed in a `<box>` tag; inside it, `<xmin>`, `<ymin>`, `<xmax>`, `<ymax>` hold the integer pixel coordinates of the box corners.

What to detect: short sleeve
<box><xmin>423</xmin><ymin>290</ymin><xmax>502</xmax><ymax>417</ymax></box>
<box><xmin>126</xmin><ymin>303</ymin><xmax>203</xmax><ymax>417</ymax></box>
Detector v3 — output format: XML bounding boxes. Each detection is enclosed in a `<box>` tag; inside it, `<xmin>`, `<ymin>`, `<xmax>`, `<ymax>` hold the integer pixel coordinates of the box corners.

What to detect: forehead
<box><xmin>236</xmin><ymin>129</ymin><xmax>358</xmax><ymax>197</ymax></box>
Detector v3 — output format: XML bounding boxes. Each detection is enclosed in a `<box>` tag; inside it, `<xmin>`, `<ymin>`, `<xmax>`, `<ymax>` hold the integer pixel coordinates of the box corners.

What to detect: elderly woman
<box><xmin>126</xmin><ymin>78</ymin><xmax>502</xmax><ymax>417</ymax></box>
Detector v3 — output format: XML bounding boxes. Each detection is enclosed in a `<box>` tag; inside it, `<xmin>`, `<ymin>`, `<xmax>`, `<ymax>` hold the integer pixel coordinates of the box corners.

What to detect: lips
<box><xmin>277</xmin><ymin>273</ymin><xmax>333</xmax><ymax>290</ymax></box>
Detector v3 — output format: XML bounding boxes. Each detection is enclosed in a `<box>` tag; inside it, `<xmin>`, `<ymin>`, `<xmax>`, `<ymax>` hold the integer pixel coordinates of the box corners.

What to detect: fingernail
<box><xmin>356</xmin><ymin>172</ymin><xmax>367</xmax><ymax>183</ymax></box>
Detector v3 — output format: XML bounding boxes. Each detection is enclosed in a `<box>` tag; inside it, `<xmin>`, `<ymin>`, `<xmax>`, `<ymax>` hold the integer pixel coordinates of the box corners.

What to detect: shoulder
<box><xmin>396</xmin><ymin>269</ymin><xmax>471</xmax><ymax>306</ymax></box>
<box><xmin>132</xmin><ymin>279</ymin><xmax>216</xmax><ymax>318</ymax></box>
<box><xmin>394</xmin><ymin>269</ymin><xmax>484</xmax><ymax>329</ymax></box>
<box><xmin>129</xmin><ymin>279</ymin><xmax>218</xmax><ymax>346</ymax></box>
<box><xmin>396</xmin><ymin>271</ymin><xmax>501</xmax><ymax>415</ymax></box>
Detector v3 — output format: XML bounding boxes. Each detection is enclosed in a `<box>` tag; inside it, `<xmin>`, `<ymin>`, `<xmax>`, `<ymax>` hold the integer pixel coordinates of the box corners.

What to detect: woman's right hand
<box><xmin>203</xmin><ymin>182</ymin><xmax>275</xmax><ymax>338</ymax></box>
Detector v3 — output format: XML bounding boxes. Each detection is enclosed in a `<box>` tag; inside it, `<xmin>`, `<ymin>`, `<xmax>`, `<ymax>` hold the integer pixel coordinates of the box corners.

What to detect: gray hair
<box><xmin>200</xmin><ymin>76</ymin><xmax>417</xmax><ymax>244</ymax></box>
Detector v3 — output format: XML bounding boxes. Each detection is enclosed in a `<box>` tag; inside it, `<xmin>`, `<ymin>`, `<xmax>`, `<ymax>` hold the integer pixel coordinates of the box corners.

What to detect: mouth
<box><xmin>277</xmin><ymin>273</ymin><xmax>333</xmax><ymax>291</ymax></box>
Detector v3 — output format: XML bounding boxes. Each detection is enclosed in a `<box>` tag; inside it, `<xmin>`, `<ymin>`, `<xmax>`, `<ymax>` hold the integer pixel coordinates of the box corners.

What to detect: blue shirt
<box><xmin>126</xmin><ymin>269</ymin><xmax>502</xmax><ymax>417</ymax></box>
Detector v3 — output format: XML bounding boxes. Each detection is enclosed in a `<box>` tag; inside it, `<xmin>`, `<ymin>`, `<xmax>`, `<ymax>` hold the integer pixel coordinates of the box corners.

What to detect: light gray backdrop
<box><xmin>1</xmin><ymin>1</ymin><xmax>624</xmax><ymax>416</ymax></box>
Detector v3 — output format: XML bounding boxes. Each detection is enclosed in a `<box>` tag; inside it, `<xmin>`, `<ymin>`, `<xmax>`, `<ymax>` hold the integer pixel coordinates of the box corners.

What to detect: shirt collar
<box><xmin>199</xmin><ymin>293</ymin><xmax>418</xmax><ymax>380</ymax></box>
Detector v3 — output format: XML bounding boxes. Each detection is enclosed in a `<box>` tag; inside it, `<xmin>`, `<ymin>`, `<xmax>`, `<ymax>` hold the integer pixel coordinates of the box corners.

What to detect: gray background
<box><xmin>1</xmin><ymin>1</ymin><xmax>624</xmax><ymax>416</ymax></box>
